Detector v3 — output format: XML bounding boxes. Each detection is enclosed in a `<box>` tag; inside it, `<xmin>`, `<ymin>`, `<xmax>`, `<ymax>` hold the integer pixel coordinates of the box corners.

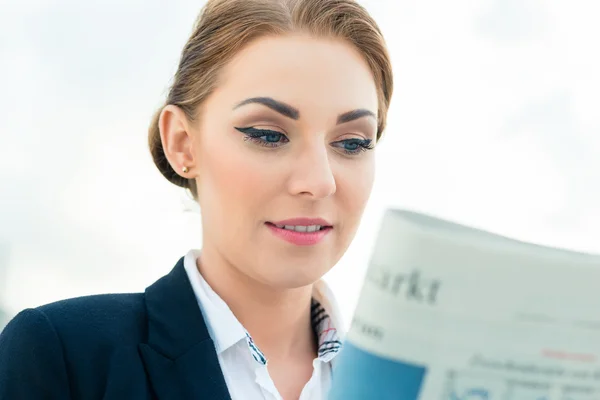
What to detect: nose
<box><xmin>287</xmin><ymin>144</ymin><xmax>336</xmax><ymax>199</ymax></box>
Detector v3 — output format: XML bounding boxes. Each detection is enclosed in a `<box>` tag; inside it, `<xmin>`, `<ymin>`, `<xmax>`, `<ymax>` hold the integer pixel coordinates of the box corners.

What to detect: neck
<box><xmin>197</xmin><ymin>247</ymin><xmax>317</xmax><ymax>360</ymax></box>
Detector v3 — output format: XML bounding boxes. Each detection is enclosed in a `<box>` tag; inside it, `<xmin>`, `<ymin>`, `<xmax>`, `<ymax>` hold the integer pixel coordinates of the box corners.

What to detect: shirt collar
<box><xmin>311</xmin><ymin>281</ymin><xmax>343</xmax><ymax>363</ymax></box>
<box><xmin>183</xmin><ymin>249</ymin><xmax>343</xmax><ymax>365</ymax></box>
<box><xmin>183</xmin><ymin>249</ymin><xmax>247</xmax><ymax>354</ymax></box>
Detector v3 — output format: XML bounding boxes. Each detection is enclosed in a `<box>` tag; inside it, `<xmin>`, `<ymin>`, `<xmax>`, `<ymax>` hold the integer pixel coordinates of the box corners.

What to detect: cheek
<box><xmin>342</xmin><ymin>158</ymin><xmax>375</xmax><ymax>203</ymax></box>
<box><xmin>335</xmin><ymin>158</ymin><xmax>375</xmax><ymax>226</ymax></box>
<box><xmin>197</xmin><ymin>138</ymin><xmax>275</xmax><ymax>227</ymax></box>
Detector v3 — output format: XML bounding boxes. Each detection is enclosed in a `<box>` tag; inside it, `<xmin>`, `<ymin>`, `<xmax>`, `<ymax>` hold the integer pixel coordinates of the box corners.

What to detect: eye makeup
<box><xmin>235</xmin><ymin>126</ymin><xmax>289</xmax><ymax>148</ymax></box>
<box><xmin>235</xmin><ymin>126</ymin><xmax>375</xmax><ymax>156</ymax></box>
<box><xmin>331</xmin><ymin>138</ymin><xmax>374</xmax><ymax>155</ymax></box>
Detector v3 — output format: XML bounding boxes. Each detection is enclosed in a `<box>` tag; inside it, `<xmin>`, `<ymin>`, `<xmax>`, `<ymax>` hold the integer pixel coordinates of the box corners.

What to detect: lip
<box><xmin>265</xmin><ymin>217</ymin><xmax>333</xmax><ymax>246</ymax></box>
<box><xmin>270</xmin><ymin>217</ymin><xmax>332</xmax><ymax>227</ymax></box>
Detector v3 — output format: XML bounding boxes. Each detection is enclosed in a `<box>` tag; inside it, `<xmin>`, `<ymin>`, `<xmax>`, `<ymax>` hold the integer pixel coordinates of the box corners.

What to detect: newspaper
<box><xmin>329</xmin><ymin>209</ymin><xmax>600</xmax><ymax>400</ymax></box>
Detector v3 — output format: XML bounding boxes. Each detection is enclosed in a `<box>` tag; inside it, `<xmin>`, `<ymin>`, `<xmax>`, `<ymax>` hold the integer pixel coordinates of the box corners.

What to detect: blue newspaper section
<box><xmin>329</xmin><ymin>341</ymin><xmax>427</xmax><ymax>399</ymax></box>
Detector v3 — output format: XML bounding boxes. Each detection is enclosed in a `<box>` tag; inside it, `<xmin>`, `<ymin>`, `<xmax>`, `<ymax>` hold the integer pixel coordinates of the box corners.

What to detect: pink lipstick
<box><xmin>266</xmin><ymin>218</ymin><xmax>333</xmax><ymax>246</ymax></box>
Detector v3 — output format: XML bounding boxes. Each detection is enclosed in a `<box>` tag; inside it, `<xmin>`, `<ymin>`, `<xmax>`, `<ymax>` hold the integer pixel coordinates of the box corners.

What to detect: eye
<box><xmin>235</xmin><ymin>126</ymin><xmax>289</xmax><ymax>148</ymax></box>
<box><xmin>331</xmin><ymin>138</ymin><xmax>374</xmax><ymax>155</ymax></box>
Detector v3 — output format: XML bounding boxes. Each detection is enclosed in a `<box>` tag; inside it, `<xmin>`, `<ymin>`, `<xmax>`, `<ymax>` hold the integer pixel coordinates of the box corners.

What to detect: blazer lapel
<box><xmin>139</xmin><ymin>257</ymin><xmax>231</xmax><ymax>400</ymax></box>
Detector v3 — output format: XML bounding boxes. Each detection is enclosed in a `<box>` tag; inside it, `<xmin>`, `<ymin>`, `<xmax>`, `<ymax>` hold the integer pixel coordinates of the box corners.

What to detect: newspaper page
<box><xmin>329</xmin><ymin>209</ymin><xmax>600</xmax><ymax>400</ymax></box>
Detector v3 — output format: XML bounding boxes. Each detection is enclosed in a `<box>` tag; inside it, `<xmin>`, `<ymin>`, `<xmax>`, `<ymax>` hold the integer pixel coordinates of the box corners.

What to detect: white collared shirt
<box><xmin>183</xmin><ymin>249</ymin><xmax>344</xmax><ymax>400</ymax></box>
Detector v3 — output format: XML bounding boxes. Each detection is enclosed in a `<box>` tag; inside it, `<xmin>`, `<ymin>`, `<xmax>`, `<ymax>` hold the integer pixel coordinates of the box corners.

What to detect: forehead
<box><xmin>216</xmin><ymin>34</ymin><xmax>378</xmax><ymax>116</ymax></box>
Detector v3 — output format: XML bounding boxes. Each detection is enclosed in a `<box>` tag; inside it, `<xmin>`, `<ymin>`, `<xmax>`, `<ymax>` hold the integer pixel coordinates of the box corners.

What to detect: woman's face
<box><xmin>192</xmin><ymin>34</ymin><xmax>378</xmax><ymax>288</ymax></box>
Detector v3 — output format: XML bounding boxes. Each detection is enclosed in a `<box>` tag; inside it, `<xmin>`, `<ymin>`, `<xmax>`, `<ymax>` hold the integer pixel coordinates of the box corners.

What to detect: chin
<box><xmin>251</xmin><ymin>249</ymin><xmax>339</xmax><ymax>289</ymax></box>
<box><xmin>260</xmin><ymin>265</ymin><xmax>330</xmax><ymax>290</ymax></box>
<box><xmin>268</xmin><ymin>276</ymin><xmax>321</xmax><ymax>290</ymax></box>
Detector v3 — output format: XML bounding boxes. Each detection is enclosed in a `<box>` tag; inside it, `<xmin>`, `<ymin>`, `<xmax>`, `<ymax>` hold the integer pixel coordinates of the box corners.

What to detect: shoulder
<box><xmin>41</xmin><ymin>292</ymin><xmax>147</xmax><ymax>342</ymax></box>
<box><xmin>3</xmin><ymin>292</ymin><xmax>147</xmax><ymax>352</ymax></box>
<box><xmin>0</xmin><ymin>293</ymin><xmax>150</xmax><ymax>398</ymax></box>
<box><xmin>38</xmin><ymin>292</ymin><xmax>146</xmax><ymax>324</ymax></box>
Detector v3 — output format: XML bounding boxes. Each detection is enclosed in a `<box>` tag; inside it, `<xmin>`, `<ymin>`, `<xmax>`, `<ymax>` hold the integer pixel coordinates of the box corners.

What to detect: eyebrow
<box><xmin>233</xmin><ymin>96</ymin><xmax>376</xmax><ymax>125</ymax></box>
<box><xmin>233</xmin><ymin>97</ymin><xmax>299</xmax><ymax>120</ymax></box>
<box><xmin>336</xmin><ymin>109</ymin><xmax>377</xmax><ymax>125</ymax></box>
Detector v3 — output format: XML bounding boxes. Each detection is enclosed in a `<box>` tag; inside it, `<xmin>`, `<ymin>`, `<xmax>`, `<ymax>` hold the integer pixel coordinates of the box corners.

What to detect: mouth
<box><xmin>266</xmin><ymin>222</ymin><xmax>331</xmax><ymax>232</ymax></box>
<box><xmin>265</xmin><ymin>219</ymin><xmax>333</xmax><ymax>246</ymax></box>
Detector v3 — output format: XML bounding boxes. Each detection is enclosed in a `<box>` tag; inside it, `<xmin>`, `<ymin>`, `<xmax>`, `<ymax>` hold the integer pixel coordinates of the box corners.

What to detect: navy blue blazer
<box><xmin>0</xmin><ymin>257</ymin><xmax>233</xmax><ymax>400</ymax></box>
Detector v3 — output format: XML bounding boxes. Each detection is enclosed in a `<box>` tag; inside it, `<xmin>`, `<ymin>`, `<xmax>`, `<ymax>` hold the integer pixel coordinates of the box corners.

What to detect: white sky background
<box><xmin>1</xmin><ymin>0</ymin><xmax>599</xmax><ymax>325</ymax></box>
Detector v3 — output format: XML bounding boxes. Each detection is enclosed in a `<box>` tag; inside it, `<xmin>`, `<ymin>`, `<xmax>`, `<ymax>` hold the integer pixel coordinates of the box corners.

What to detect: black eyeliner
<box><xmin>337</xmin><ymin>138</ymin><xmax>374</xmax><ymax>149</ymax></box>
<box><xmin>235</xmin><ymin>126</ymin><xmax>263</xmax><ymax>136</ymax></box>
<box><xmin>235</xmin><ymin>126</ymin><xmax>285</xmax><ymax>136</ymax></box>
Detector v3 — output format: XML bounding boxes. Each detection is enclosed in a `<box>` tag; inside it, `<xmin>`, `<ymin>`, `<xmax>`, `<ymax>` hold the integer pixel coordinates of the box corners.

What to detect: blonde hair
<box><xmin>148</xmin><ymin>0</ymin><xmax>394</xmax><ymax>199</ymax></box>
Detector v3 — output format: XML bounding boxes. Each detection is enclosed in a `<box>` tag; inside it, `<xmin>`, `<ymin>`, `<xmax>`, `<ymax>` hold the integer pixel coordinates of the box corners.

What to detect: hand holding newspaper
<box><xmin>329</xmin><ymin>209</ymin><xmax>600</xmax><ymax>400</ymax></box>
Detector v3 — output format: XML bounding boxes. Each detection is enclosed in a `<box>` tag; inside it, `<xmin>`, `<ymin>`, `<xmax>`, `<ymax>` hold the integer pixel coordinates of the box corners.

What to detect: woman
<box><xmin>0</xmin><ymin>0</ymin><xmax>393</xmax><ymax>398</ymax></box>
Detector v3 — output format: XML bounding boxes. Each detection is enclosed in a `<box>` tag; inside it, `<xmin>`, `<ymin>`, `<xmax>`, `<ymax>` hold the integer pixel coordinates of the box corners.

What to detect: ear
<box><xmin>158</xmin><ymin>105</ymin><xmax>196</xmax><ymax>178</ymax></box>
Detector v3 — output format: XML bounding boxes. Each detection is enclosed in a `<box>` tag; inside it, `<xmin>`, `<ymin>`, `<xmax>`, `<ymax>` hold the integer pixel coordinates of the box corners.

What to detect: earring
<box><xmin>182</xmin><ymin>166</ymin><xmax>189</xmax><ymax>174</ymax></box>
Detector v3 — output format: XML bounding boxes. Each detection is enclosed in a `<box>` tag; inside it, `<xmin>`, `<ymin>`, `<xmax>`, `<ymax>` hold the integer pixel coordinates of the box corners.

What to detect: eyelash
<box><xmin>236</xmin><ymin>127</ymin><xmax>289</xmax><ymax>148</ymax></box>
<box><xmin>234</xmin><ymin>127</ymin><xmax>374</xmax><ymax>155</ymax></box>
